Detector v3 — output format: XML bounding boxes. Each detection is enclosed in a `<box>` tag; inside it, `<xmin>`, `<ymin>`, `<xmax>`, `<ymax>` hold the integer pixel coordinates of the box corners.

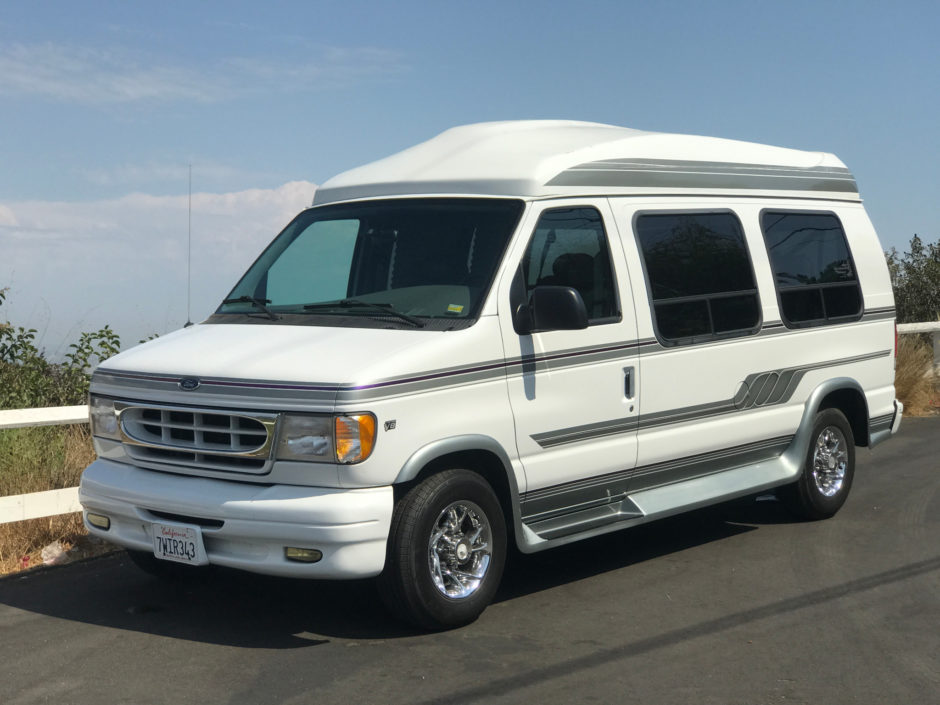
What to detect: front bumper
<box><xmin>79</xmin><ymin>458</ymin><xmax>393</xmax><ymax>579</ymax></box>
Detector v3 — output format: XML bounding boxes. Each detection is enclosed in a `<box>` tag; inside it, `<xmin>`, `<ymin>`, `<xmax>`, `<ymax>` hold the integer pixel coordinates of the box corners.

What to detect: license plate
<box><xmin>151</xmin><ymin>522</ymin><xmax>209</xmax><ymax>566</ymax></box>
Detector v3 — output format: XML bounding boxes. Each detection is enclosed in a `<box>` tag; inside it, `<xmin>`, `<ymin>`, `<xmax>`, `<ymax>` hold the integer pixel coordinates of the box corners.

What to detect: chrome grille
<box><xmin>117</xmin><ymin>403</ymin><xmax>277</xmax><ymax>474</ymax></box>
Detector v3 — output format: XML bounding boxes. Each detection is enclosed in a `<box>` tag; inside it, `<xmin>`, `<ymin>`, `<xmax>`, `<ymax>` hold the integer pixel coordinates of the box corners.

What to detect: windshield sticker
<box><xmin>446</xmin><ymin>304</ymin><xmax>464</xmax><ymax>314</ymax></box>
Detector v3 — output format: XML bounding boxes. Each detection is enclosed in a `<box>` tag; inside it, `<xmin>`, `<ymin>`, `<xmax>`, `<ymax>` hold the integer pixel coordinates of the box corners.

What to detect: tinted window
<box><xmin>266</xmin><ymin>220</ymin><xmax>358</xmax><ymax>304</ymax></box>
<box><xmin>219</xmin><ymin>198</ymin><xmax>524</xmax><ymax>327</ymax></box>
<box><xmin>521</xmin><ymin>208</ymin><xmax>618</xmax><ymax>322</ymax></box>
<box><xmin>761</xmin><ymin>211</ymin><xmax>862</xmax><ymax>326</ymax></box>
<box><xmin>635</xmin><ymin>212</ymin><xmax>760</xmax><ymax>343</ymax></box>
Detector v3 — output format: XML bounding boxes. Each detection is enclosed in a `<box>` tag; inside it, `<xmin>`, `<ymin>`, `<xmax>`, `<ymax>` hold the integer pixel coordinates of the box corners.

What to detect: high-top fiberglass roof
<box><xmin>313</xmin><ymin>120</ymin><xmax>858</xmax><ymax>205</ymax></box>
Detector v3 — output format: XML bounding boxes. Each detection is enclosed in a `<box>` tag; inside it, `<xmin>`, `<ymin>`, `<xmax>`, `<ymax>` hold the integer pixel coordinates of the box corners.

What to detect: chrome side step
<box><xmin>524</xmin><ymin>496</ymin><xmax>644</xmax><ymax>540</ymax></box>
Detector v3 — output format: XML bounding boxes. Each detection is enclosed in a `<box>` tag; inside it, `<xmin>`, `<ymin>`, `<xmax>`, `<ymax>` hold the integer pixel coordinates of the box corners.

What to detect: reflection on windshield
<box><xmin>218</xmin><ymin>198</ymin><xmax>524</xmax><ymax>327</ymax></box>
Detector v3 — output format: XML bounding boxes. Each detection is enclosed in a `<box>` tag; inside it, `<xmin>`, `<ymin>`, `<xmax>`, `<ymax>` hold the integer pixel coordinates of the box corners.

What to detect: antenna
<box><xmin>185</xmin><ymin>163</ymin><xmax>193</xmax><ymax>327</ymax></box>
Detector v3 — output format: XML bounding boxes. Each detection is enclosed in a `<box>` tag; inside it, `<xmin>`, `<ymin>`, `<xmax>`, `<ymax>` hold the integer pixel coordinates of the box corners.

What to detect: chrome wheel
<box><xmin>428</xmin><ymin>500</ymin><xmax>491</xmax><ymax>599</ymax></box>
<box><xmin>779</xmin><ymin>409</ymin><xmax>855</xmax><ymax>521</ymax></box>
<box><xmin>811</xmin><ymin>425</ymin><xmax>848</xmax><ymax>497</ymax></box>
<box><xmin>380</xmin><ymin>469</ymin><xmax>507</xmax><ymax>629</ymax></box>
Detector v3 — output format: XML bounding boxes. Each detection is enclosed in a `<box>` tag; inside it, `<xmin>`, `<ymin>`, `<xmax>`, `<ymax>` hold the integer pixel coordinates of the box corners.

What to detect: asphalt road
<box><xmin>1</xmin><ymin>418</ymin><xmax>937</xmax><ymax>705</ymax></box>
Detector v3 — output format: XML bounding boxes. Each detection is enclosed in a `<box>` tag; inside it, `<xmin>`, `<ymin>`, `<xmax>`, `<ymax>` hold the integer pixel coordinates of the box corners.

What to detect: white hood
<box><xmin>93</xmin><ymin>318</ymin><xmax>507</xmax><ymax>411</ymax></box>
<box><xmin>100</xmin><ymin>322</ymin><xmax>436</xmax><ymax>385</ymax></box>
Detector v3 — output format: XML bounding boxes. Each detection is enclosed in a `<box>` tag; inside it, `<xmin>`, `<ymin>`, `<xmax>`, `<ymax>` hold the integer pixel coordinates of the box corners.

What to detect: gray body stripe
<box><xmin>738</xmin><ymin>350</ymin><xmax>891</xmax><ymax>409</ymax></box>
<box><xmin>626</xmin><ymin>435</ymin><xmax>793</xmax><ymax>494</ymax></box>
<box><xmin>97</xmin><ymin>369</ymin><xmax>341</xmax><ymax>394</ymax></box>
<box><xmin>529</xmin><ymin>349</ymin><xmax>891</xmax><ymax>448</ymax></box>
<box><xmin>92</xmin><ymin>370</ymin><xmax>340</xmax><ymax>407</ymax></box>
<box><xmin>92</xmin><ymin>341</ymin><xmax>648</xmax><ymax>405</ymax></box>
<box><xmin>565</xmin><ymin>158</ymin><xmax>854</xmax><ymax>176</ymax></box>
<box><xmin>546</xmin><ymin>158</ymin><xmax>858</xmax><ymax>194</ymax></box>
<box><xmin>531</xmin><ymin>418</ymin><xmax>639</xmax><ymax>449</ymax></box>
<box><xmin>521</xmin><ymin>435</ymin><xmax>793</xmax><ymax>523</ymax></box>
<box><xmin>92</xmin><ymin>312</ymin><xmax>892</xmax><ymax>405</ymax></box>
<box><xmin>313</xmin><ymin>180</ymin><xmax>536</xmax><ymax>206</ymax></box>
<box><xmin>636</xmin><ymin>398</ymin><xmax>736</xmax><ymax>430</ymax></box>
<box><xmin>856</xmin><ymin>309</ymin><xmax>896</xmax><ymax>322</ymax></box>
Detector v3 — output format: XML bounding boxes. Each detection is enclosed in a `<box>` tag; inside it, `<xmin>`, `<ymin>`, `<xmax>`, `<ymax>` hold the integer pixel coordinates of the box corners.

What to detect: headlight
<box><xmin>89</xmin><ymin>395</ymin><xmax>121</xmax><ymax>440</ymax></box>
<box><xmin>276</xmin><ymin>415</ymin><xmax>334</xmax><ymax>461</ymax></box>
<box><xmin>275</xmin><ymin>412</ymin><xmax>377</xmax><ymax>464</ymax></box>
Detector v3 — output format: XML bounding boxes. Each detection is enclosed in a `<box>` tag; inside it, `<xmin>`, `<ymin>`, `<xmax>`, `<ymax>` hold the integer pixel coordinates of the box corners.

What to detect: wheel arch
<box><xmin>784</xmin><ymin>377</ymin><xmax>869</xmax><ymax>472</ymax></box>
<box><xmin>394</xmin><ymin>435</ymin><xmax>524</xmax><ymax>546</ymax></box>
<box><xmin>814</xmin><ymin>380</ymin><xmax>870</xmax><ymax>447</ymax></box>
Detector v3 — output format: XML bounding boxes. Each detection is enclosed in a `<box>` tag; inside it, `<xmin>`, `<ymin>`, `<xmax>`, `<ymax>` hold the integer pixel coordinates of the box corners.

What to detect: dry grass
<box><xmin>0</xmin><ymin>424</ymin><xmax>95</xmax><ymax>495</ymax></box>
<box><xmin>0</xmin><ymin>425</ymin><xmax>110</xmax><ymax>575</ymax></box>
<box><xmin>895</xmin><ymin>335</ymin><xmax>940</xmax><ymax>416</ymax></box>
<box><xmin>0</xmin><ymin>514</ymin><xmax>93</xmax><ymax>574</ymax></box>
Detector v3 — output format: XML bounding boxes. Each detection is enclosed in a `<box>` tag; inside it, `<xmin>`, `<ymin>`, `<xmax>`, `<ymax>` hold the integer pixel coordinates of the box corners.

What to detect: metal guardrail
<box><xmin>0</xmin><ymin>320</ymin><xmax>937</xmax><ymax>524</ymax></box>
<box><xmin>0</xmin><ymin>405</ymin><xmax>87</xmax><ymax>524</ymax></box>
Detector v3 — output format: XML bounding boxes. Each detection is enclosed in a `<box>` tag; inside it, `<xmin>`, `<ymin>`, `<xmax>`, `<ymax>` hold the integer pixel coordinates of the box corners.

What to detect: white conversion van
<box><xmin>80</xmin><ymin>121</ymin><xmax>902</xmax><ymax>629</ymax></box>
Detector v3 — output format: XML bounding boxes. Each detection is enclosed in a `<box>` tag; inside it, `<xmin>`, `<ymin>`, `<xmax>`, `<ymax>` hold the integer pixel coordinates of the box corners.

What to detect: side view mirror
<box><xmin>512</xmin><ymin>285</ymin><xmax>589</xmax><ymax>335</ymax></box>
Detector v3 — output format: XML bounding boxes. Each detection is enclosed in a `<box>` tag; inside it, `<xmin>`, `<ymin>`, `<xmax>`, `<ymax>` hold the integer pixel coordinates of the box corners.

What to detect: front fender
<box><xmin>393</xmin><ymin>434</ymin><xmax>527</xmax><ymax>551</ymax></box>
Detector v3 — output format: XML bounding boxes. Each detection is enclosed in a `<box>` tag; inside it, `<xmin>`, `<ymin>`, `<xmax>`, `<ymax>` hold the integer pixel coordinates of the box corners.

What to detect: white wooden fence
<box><xmin>0</xmin><ymin>322</ymin><xmax>937</xmax><ymax>524</ymax></box>
<box><xmin>898</xmin><ymin>322</ymin><xmax>940</xmax><ymax>366</ymax></box>
<box><xmin>0</xmin><ymin>405</ymin><xmax>87</xmax><ymax>524</ymax></box>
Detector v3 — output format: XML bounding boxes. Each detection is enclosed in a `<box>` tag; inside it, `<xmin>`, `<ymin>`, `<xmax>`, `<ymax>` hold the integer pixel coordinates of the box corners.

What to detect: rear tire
<box><xmin>780</xmin><ymin>408</ymin><xmax>855</xmax><ymax>520</ymax></box>
<box><xmin>378</xmin><ymin>469</ymin><xmax>507</xmax><ymax>630</ymax></box>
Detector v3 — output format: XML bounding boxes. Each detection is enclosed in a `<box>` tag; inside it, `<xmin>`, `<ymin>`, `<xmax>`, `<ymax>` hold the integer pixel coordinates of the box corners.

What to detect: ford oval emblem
<box><xmin>179</xmin><ymin>377</ymin><xmax>200</xmax><ymax>391</ymax></box>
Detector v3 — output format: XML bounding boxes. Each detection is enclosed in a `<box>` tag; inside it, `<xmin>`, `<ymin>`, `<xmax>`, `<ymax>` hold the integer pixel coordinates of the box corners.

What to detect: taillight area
<box><xmin>894</xmin><ymin>321</ymin><xmax>898</xmax><ymax>369</ymax></box>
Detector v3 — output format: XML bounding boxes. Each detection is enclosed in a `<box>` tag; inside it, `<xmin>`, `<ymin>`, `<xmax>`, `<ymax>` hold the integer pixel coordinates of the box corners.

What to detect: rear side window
<box><xmin>635</xmin><ymin>211</ymin><xmax>760</xmax><ymax>345</ymax></box>
<box><xmin>760</xmin><ymin>211</ymin><xmax>862</xmax><ymax>327</ymax></box>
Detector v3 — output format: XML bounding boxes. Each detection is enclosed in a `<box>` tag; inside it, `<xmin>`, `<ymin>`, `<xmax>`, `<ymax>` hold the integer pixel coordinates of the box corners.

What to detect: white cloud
<box><xmin>0</xmin><ymin>205</ymin><xmax>17</xmax><ymax>227</ymax></box>
<box><xmin>0</xmin><ymin>181</ymin><xmax>315</xmax><ymax>357</ymax></box>
<box><xmin>0</xmin><ymin>42</ymin><xmax>406</xmax><ymax>105</ymax></box>
<box><xmin>0</xmin><ymin>43</ymin><xmax>223</xmax><ymax>103</ymax></box>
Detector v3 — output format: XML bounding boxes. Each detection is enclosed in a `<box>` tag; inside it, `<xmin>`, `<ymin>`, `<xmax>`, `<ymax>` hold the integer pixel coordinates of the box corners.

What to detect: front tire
<box><xmin>378</xmin><ymin>470</ymin><xmax>507</xmax><ymax>630</ymax></box>
<box><xmin>780</xmin><ymin>408</ymin><xmax>855</xmax><ymax>520</ymax></box>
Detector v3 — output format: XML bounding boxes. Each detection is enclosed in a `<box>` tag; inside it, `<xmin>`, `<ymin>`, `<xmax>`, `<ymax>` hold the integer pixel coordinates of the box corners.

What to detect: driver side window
<box><xmin>521</xmin><ymin>207</ymin><xmax>619</xmax><ymax>323</ymax></box>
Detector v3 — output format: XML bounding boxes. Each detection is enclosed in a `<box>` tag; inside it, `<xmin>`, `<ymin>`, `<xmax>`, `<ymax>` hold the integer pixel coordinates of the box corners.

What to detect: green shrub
<box><xmin>0</xmin><ymin>287</ymin><xmax>120</xmax><ymax>409</ymax></box>
<box><xmin>886</xmin><ymin>235</ymin><xmax>940</xmax><ymax>324</ymax></box>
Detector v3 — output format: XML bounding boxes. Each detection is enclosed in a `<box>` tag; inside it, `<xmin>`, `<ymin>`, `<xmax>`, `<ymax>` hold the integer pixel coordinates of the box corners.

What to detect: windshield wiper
<box><xmin>221</xmin><ymin>296</ymin><xmax>279</xmax><ymax>320</ymax></box>
<box><xmin>303</xmin><ymin>299</ymin><xmax>425</xmax><ymax>328</ymax></box>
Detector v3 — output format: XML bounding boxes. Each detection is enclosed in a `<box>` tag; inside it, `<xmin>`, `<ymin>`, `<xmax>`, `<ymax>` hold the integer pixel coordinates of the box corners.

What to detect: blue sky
<box><xmin>1</xmin><ymin>0</ymin><xmax>938</xmax><ymax>355</ymax></box>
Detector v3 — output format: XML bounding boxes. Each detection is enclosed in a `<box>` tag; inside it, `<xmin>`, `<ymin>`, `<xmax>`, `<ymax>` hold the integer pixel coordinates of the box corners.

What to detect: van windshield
<box><xmin>215</xmin><ymin>198</ymin><xmax>525</xmax><ymax>330</ymax></box>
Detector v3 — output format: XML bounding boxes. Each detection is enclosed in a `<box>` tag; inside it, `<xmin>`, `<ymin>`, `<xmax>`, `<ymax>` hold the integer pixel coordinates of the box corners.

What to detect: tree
<box><xmin>885</xmin><ymin>235</ymin><xmax>940</xmax><ymax>324</ymax></box>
